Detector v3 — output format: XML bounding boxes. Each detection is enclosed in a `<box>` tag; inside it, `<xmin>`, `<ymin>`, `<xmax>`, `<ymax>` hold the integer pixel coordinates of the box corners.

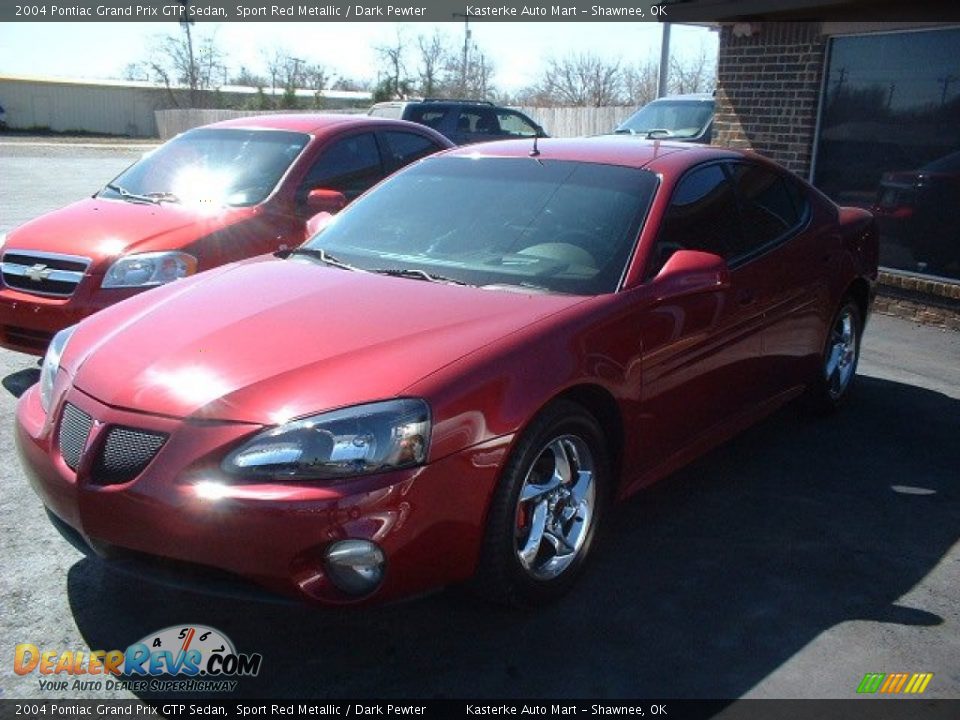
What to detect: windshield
<box><xmin>301</xmin><ymin>156</ymin><xmax>658</xmax><ymax>295</ymax></box>
<box><xmin>617</xmin><ymin>100</ymin><xmax>714</xmax><ymax>138</ymax></box>
<box><xmin>101</xmin><ymin>128</ymin><xmax>309</xmax><ymax>207</ymax></box>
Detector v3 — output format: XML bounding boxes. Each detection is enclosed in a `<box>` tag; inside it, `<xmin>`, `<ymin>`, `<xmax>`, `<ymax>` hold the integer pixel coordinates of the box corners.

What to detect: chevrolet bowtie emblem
<box><xmin>25</xmin><ymin>264</ymin><xmax>52</xmax><ymax>282</ymax></box>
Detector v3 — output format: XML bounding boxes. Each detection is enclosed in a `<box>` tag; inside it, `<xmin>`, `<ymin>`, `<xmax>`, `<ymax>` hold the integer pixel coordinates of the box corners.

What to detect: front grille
<box><xmin>90</xmin><ymin>426</ymin><xmax>168</xmax><ymax>486</ymax></box>
<box><xmin>1</xmin><ymin>250</ymin><xmax>90</xmax><ymax>298</ymax></box>
<box><xmin>58</xmin><ymin>403</ymin><xmax>93</xmax><ymax>471</ymax></box>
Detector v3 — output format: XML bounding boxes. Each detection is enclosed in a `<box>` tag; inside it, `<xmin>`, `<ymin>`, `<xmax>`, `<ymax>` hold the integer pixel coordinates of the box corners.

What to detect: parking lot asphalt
<box><xmin>0</xmin><ymin>142</ymin><xmax>958</xmax><ymax>703</ymax></box>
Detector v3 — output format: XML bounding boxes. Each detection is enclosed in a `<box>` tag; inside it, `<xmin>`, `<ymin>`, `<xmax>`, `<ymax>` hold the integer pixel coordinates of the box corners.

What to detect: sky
<box><xmin>0</xmin><ymin>21</ymin><xmax>717</xmax><ymax>93</ymax></box>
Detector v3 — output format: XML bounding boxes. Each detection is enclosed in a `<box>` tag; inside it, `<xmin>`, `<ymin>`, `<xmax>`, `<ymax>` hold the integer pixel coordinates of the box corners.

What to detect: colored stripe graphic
<box><xmin>857</xmin><ymin>673</ymin><xmax>885</xmax><ymax>693</ymax></box>
<box><xmin>907</xmin><ymin>673</ymin><xmax>934</xmax><ymax>694</ymax></box>
<box><xmin>857</xmin><ymin>672</ymin><xmax>933</xmax><ymax>694</ymax></box>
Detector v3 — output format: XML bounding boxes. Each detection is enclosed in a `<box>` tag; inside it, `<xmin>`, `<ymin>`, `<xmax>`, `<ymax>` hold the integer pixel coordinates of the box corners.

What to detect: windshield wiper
<box><xmin>144</xmin><ymin>190</ymin><xmax>181</xmax><ymax>203</ymax></box>
<box><xmin>613</xmin><ymin>128</ymin><xmax>637</xmax><ymax>135</ymax></box>
<box><xmin>370</xmin><ymin>268</ymin><xmax>469</xmax><ymax>286</ymax></box>
<box><xmin>280</xmin><ymin>247</ymin><xmax>363</xmax><ymax>272</ymax></box>
<box><xmin>105</xmin><ymin>182</ymin><xmax>161</xmax><ymax>205</ymax></box>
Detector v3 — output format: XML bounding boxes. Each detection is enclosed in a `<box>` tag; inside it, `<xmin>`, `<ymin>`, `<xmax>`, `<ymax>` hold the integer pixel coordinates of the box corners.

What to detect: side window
<box><xmin>496</xmin><ymin>111</ymin><xmax>539</xmax><ymax>137</ymax></box>
<box><xmin>647</xmin><ymin>164</ymin><xmax>741</xmax><ymax>279</ymax></box>
<box><xmin>406</xmin><ymin>107</ymin><xmax>447</xmax><ymax>131</ymax></box>
<box><xmin>729</xmin><ymin>163</ymin><xmax>803</xmax><ymax>256</ymax></box>
<box><xmin>298</xmin><ymin>133</ymin><xmax>383</xmax><ymax>204</ymax></box>
<box><xmin>456</xmin><ymin>109</ymin><xmax>500</xmax><ymax>137</ymax></box>
<box><xmin>382</xmin><ymin>131</ymin><xmax>444</xmax><ymax>169</ymax></box>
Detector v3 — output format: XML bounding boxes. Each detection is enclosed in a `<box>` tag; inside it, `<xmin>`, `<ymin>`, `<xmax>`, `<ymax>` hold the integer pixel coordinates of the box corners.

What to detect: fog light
<box><xmin>324</xmin><ymin>540</ymin><xmax>385</xmax><ymax>596</ymax></box>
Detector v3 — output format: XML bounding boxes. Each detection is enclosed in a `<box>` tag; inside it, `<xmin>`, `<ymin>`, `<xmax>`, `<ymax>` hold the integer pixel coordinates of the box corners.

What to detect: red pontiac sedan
<box><xmin>0</xmin><ymin>114</ymin><xmax>452</xmax><ymax>354</ymax></box>
<box><xmin>16</xmin><ymin>137</ymin><xmax>879</xmax><ymax>607</ymax></box>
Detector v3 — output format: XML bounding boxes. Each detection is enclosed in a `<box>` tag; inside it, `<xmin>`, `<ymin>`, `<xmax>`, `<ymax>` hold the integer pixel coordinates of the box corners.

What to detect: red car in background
<box><xmin>17</xmin><ymin>138</ymin><xmax>878</xmax><ymax>607</ymax></box>
<box><xmin>871</xmin><ymin>150</ymin><xmax>960</xmax><ymax>275</ymax></box>
<box><xmin>0</xmin><ymin>114</ymin><xmax>452</xmax><ymax>354</ymax></box>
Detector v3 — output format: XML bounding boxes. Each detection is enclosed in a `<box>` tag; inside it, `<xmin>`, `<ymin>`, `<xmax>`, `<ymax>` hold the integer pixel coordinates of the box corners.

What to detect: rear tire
<box><xmin>470</xmin><ymin>400</ymin><xmax>610</xmax><ymax>607</ymax></box>
<box><xmin>806</xmin><ymin>297</ymin><xmax>862</xmax><ymax>413</ymax></box>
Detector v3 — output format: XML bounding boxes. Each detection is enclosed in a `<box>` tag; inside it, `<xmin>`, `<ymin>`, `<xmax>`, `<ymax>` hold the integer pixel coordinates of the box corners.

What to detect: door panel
<box><xmin>638</xmin><ymin>163</ymin><xmax>767</xmax><ymax>473</ymax></box>
<box><xmin>729</xmin><ymin>164</ymin><xmax>829</xmax><ymax>395</ymax></box>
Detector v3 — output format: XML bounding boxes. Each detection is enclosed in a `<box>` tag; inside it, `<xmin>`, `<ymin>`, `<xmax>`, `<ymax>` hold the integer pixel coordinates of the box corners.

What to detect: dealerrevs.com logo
<box><xmin>14</xmin><ymin>625</ymin><xmax>262</xmax><ymax>693</ymax></box>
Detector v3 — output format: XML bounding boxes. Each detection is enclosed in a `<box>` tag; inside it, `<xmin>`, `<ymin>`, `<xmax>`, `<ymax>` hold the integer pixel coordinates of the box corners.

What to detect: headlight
<box><xmin>222</xmin><ymin>399</ymin><xmax>430</xmax><ymax>480</ymax></box>
<box><xmin>102</xmin><ymin>252</ymin><xmax>197</xmax><ymax>288</ymax></box>
<box><xmin>39</xmin><ymin>326</ymin><xmax>76</xmax><ymax>413</ymax></box>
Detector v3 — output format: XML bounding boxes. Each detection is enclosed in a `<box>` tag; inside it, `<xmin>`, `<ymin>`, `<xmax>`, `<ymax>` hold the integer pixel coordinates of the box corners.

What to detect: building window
<box><xmin>813</xmin><ymin>27</ymin><xmax>960</xmax><ymax>281</ymax></box>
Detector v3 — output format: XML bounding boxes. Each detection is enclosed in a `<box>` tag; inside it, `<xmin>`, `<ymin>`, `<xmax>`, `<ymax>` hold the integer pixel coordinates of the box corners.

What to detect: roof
<box><xmin>443</xmin><ymin>135</ymin><xmax>742</xmax><ymax>170</ymax></box>
<box><xmin>648</xmin><ymin>93</ymin><xmax>715</xmax><ymax>102</ymax></box>
<box><xmin>204</xmin><ymin>113</ymin><xmax>382</xmax><ymax>134</ymax></box>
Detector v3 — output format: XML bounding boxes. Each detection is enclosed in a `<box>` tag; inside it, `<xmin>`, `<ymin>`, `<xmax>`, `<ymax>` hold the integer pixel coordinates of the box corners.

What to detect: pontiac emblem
<box><xmin>25</xmin><ymin>264</ymin><xmax>52</xmax><ymax>282</ymax></box>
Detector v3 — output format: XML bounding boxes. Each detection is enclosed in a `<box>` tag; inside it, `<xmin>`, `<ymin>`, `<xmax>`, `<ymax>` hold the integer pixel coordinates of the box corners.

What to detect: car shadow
<box><xmin>3</xmin><ymin>368</ymin><xmax>40</xmax><ymax>399</ymax></box>
<box><xmin>64</xmin><ymin>374</ymin><xmax>959</xmax><ymax>699</ymax></box>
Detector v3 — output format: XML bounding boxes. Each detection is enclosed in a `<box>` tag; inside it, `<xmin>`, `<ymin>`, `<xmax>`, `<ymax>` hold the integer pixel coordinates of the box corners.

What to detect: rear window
<box><xmin>304</xmin><ymin>157</ymin><xmax>658</xmax><ymax>295</ymax></box>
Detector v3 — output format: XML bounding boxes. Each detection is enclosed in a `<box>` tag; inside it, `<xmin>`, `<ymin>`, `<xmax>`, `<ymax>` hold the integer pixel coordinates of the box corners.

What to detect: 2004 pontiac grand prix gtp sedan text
<box><xmin>16</xmin><ymin>136</ymin><xmax>878</xmax><ymax>607</ymax></box>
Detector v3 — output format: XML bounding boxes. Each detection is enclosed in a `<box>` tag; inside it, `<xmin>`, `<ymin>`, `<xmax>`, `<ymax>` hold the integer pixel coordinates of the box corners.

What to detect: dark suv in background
<box><xmin>368</xmin><ymin>99</ymin><xmax>546</xmax><ymax>146</ymax></box>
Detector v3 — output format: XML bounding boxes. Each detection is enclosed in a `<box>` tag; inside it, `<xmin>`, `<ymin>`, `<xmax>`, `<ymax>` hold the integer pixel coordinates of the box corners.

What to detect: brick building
<box><xmin>668</xmin><ymin>10</ymin><xmax>960</xmax><ymax>325</ymax></box>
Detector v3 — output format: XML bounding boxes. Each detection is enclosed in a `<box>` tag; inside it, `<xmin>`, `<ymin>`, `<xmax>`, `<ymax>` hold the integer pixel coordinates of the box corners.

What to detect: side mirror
<box><xmin>651</xmin><ymin>250</ymin><xmax>730</xmax><ymax>302</ymax></box>
<box><xmin>306</xmin><ymin>188</ymin><xmax>347</xmax><ymax>214</ymax></box>
<box><xmin>306</xmin><ymin>211</ymin><xmax>334</xmax><ymax>237</ymax></box>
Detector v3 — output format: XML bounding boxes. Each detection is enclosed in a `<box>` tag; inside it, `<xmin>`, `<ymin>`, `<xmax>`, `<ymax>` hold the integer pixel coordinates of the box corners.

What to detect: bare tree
<box><xmin>139</xmin><ymin>30</ymin><xmax>226</xmax><ymax>107</ymax></box>
<box><xmin>232</xmin><ymin>65</ymin><xmax>266</xmax><ymax>88</ymax></box>
<box><xmin>258</xmin><ymin>49</ymin><xmax>329</xmax><ymax>107</ymax></box>
<box><xmin>331</xmin><ymin>76</ymin><xmax>371</xmax><ymax>92</ymax></box>
<box><xmin>375</xmin><ymin>29</ymin><xmax>412</xmax><ymax>100</ymax></box>
<box><xmin>122</xmin><ymin>62</ymin><xmax>150</xmax><ymax>82</ymax></box>
<box><xmin>461</xmin><ymin>48</ymin><xmax>495</xmax><ymax>99</ymax></box>
<box><xmin>622</xmin><ymin>60</ymin><xmax>659</xmax><ymax>106</ymax></box>
<box><xmin>669</xmin><ymin>45</ymin><xmax>716</xmax><ymax>95</ymax></box>
<box><xmin>526</xmin><ymin>53</ymin><xmax>623</xmax><ymax>107</ymax></box>
<box><xmin>415</xmin><ymin>30</ymin><xmax>451</xmax><ymax>98</ymax></box>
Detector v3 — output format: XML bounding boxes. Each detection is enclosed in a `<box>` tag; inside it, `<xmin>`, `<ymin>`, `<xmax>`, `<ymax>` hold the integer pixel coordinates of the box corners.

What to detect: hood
<box><xmin>67</xmin><ymin>258</ymin><xmax>586</xmax><ymax>424</ymax></box>
<box><xmin>4</xmin><ymin>197</ymin><xmax>252</xmax><ymax>262</ymax></box>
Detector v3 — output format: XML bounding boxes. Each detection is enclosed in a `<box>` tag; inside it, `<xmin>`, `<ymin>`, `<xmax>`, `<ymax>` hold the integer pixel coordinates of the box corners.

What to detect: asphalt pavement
<box><xmin>0</xmin><ymin>141</ymin><xmax>957</xmax><ymax>703</ymax></box>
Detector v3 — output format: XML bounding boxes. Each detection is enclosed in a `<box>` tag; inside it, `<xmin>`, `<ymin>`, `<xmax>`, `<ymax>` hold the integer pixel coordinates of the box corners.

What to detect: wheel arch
<box><xmin>553</xmin><ymin>383</ymin><xmax>625</xmax><ymax>489</ymax></box>
<box><xmin>845</xmin><ymin>276</ymin><xmax>872</xmax><ymax>331</ymax></box>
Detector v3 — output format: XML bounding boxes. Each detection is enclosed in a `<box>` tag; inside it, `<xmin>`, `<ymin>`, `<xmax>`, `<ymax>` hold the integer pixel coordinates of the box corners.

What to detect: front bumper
<box><xmin>0</xmin><ymin>282</ymin><xmax>141</xmax><ymax>355</ymax></box>
<box><xmin>16</xmin><ymin>384</ymin><xmax>505</xmax><ymax>605</ymax></box>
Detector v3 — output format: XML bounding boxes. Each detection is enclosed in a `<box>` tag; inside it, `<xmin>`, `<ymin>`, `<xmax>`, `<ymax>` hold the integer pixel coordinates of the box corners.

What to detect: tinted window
<box><xmin>406</xmin><ymin>107</ymin><xmax>447</xmax><ymax>130</ymax></box>
<box><xmin>303</xmin><ymin>157</ymin><xmax>658</xmax><ymax>295</ymax></box>
<box><xmin>648</xmin><ymin>164</ymin><xmax>740</xmax><ymax>277</ymax></box>
<box><xmin>102</xmin><ymin>128</ymin><xmax>308</xmax><ymax>207</ymax></box>
<box><xmin>299</xmin><ymin>133</ymin><xmax>382</xmax><ymax>202</ymax></box>
<box><xmin>497</xmin><ymin>110</ymin><xmax>539</xmax><ymax>137</ymax></box>
<box><xmin>730</xmin><ymin>163</ymin><xmax>804</xmax><ymax>255</ymax></box>
<box><xmin>456</xmin><ymin>108</ymin><xmax>500</xmax><ymax>136</ymax></box>
<box><xmin>382</xmin><ymin>131</ymin><xmax>443</xmax><ymax>168</ymax></box>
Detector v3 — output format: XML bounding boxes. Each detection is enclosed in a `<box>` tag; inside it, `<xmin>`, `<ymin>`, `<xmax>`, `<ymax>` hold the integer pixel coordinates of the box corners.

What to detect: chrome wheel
<box><xmin>514</xmin><ymin>435</ymin><xmax>596</xmax><ymax>581</ymax></box>
<box><xmin>824</xmin><ymin>305</ymin><xmax>858</xmax><ymax>400</ymax></box>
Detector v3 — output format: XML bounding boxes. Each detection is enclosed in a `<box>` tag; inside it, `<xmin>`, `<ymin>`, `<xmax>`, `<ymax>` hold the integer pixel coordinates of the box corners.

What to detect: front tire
<box><xmin>471</xmin><ymin>400</ymin><xmax>610</xmax><ymax>607</ymax></box>
<box><xmin>806</xmin><ymin>297</ymin><xmax>862</xmax><ymax>413</ymax></box>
